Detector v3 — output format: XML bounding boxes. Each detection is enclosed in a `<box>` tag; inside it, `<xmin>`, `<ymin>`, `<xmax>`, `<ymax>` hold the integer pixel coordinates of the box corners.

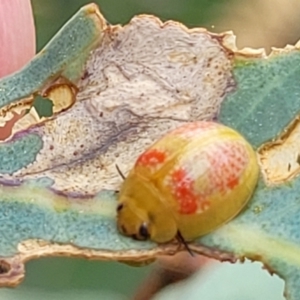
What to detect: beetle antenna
<box><xmin>176</xmin><ymin>231</ymin><xmax>194</xmax><ymax>257</ymax></box>
<box><xmin>115</xmin><ymin>164</ymin><xmax>126</xmax><ymax>180</ymax></box>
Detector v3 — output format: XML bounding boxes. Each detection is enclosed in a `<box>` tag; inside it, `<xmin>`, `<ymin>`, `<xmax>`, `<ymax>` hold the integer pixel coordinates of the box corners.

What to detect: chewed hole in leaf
<box><xmin>31</xmin><ymin>95</ymin><xmax>54</xmax><ymax>118</ymax></box>
<box><xmin>0</xmin><ymin>260</ymin><xmax>10</xmax><ymax>275</ymax></box>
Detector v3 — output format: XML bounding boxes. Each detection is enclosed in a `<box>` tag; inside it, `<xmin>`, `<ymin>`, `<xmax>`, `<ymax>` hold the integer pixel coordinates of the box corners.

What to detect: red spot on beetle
<box><xmin>169</xmin><ymin>168</ymin><xmax>199</xmax><ymax>214</ymax></box>
<box><xmin>227</xmin><ymin>176</ymin><xmax>239</xmax><ymax>189</ymax></box>
<box><xmin>137</xmin><ymin>149</ymin><xmax>166</xmax><ymax>167</ymax></box>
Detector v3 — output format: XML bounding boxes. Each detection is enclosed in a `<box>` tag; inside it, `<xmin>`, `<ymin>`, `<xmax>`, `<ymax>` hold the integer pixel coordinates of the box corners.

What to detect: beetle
<box><xmin>116</xmin><ymin>121</ymin><xmax>259</xmax><ymax>244</ymax></box>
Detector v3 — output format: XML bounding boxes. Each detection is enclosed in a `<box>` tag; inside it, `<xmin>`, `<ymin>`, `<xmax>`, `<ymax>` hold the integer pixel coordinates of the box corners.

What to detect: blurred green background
<box><xmin>1</xmin><ymin>258</ymin><xmax>151</xmax><ymax>300</ymax></box>
<box><xmin>31</xmin><ymin>0</ymin><xmax>228</xmax><ymax>51</ymax></box>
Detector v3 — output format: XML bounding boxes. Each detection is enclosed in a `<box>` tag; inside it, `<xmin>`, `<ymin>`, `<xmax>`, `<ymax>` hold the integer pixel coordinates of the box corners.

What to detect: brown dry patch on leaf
<box><xmin>3</xmin><ymin>13</ymin><xmax>235</xmax><ymax>196</ymax></box>
<box><xmin>259</xmin><ymin>116</ymin><xmax>300</xmax><ymax>185</ymax></box>
<box><xmin>0</xmin><ymin>79</ymin><xmax>77</xmax><ymax>142</ymax></box>
<box><xmin>43</xmin><ymin>80</ymin><xmax>77</xmax><ymax>114</ymax></box>
<box><xmin>0</xmin><ymin>110</ymin><xmax>26</xmax><ymax>141</ymax></box>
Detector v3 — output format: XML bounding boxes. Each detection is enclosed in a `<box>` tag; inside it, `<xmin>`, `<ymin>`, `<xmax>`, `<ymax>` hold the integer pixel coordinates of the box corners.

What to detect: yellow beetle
<box><xmin>117</xmin><ymin>122</ymin><xmax>259</xmax><ymax>244</ymax></box>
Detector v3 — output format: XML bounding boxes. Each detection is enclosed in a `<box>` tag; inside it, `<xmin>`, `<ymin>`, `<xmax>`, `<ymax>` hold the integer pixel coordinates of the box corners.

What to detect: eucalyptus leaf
<box><xmin>0</xmin><ymin>3</ymin><xmax>299</xmax><ymax>300</ymax></box>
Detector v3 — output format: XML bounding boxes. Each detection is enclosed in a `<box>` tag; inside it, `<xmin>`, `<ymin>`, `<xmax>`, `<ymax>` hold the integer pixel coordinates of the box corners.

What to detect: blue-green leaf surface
<box><xmin>0</xmin><ymin>4</ymin><xmax>299</xmax><ymax>300</ymax></box>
